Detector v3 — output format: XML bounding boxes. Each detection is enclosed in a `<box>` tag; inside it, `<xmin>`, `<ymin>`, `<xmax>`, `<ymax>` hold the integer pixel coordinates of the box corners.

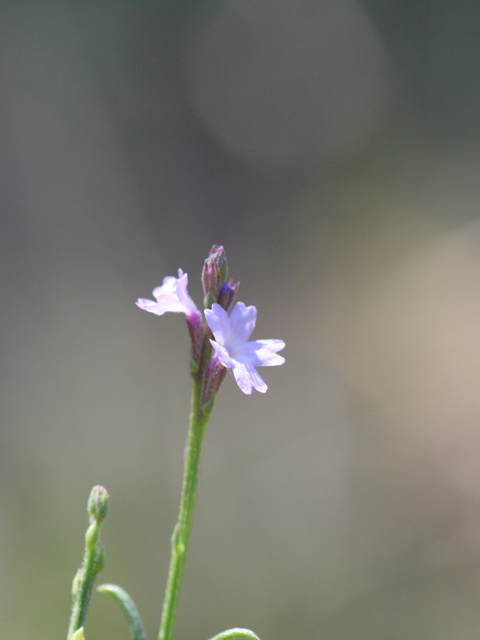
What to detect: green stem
<box><xmin>158</xmin><ymin>377</ymin><xmax>214</xmax><ymax>640</ymax></box>
<box><xmin>67</xmin><ymin>486</ymin><xmax>108</xmax><ymax>640</ymax></box>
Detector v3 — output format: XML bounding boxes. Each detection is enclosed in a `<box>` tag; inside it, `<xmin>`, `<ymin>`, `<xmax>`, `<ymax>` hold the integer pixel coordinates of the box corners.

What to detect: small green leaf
<box><xmin>98</xmin><ymin>583</ymin><xmax>147</xmax><ymax>640</ymax></box>
<box><xmin>70</xmin><ymin>628</ymin><xmax>85</xmax><ymax>640</ymax></box>
<box><xmin>206</xmin><ymin>628</ymin><xmax>261</xmax><ymax>640</ymax></box>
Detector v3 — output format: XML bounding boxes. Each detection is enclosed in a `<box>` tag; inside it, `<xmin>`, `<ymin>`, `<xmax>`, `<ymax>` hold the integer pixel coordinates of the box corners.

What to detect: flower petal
<box><xmin>232</xmin><ymin>362</ymin><xmax>254</xmax><ymax>394</ymax></box>
<box><xmin>136</xmin><ymin>298</ymin><xmax>159</xmax><ymax>312</ymax></box>
<box><xmin>229</xmin><ymin>302</ymin><xmax>257</xmax><ymax>342</ymax></box>
<box><xmin>247</xmin><ymin>365</ymin><xmax>268</xmax><ymax>393</ymax></box>
<box><xmin>135</xmin><ymin>297</ymin><xmax>182</xmax><ymax>315</ymax></box>
<box><xmin>175</xmin><ymin>271</ymin><xmax>198</xmax><ymax>317</ymax></box>
<box><xmin>232</xmin><ymin>362</ymin><xmax>268</xmax><ymax>394</ymax></box>
<box><xmin>205</xmin><ymin>303</ymin><xmax>231</xmax><ymax>343</ymax></box>
<box><xmin>255</xmin><ymin>339</ymin><xmax>286</xmax><ymax>353</ymax></box>
<box><xmin>209</xmin><ymin>339</ymin><xmax>233</xmax><ymax>368</ymax></box>
<box><xmin>153</xmin><ymin>276</ymin><xmax>177</xmax><ymax>299</ymax></box>
<box><xmin>240</xmin><ymin>340</ymin><xmax>285</xmax><ymax>366</ymax></box>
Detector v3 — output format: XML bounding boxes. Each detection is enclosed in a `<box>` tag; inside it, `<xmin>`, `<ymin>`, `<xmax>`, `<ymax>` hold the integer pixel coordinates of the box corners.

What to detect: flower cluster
<box><xmin>136</xmin><ymin>247</ymin><xmax>285</xmax><ymax>397</ymax></box>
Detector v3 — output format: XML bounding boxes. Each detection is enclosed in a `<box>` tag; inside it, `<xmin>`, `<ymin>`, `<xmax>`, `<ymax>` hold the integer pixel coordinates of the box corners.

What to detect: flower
<box><xmin>205</xmin><ymin>302</ymin><xmax>285</xmax><ymax>394</ymax></box>
<box><xmin>136</xmin><ymin>269</ymin><xmax>199</xmax><ymax>319</ymax></box>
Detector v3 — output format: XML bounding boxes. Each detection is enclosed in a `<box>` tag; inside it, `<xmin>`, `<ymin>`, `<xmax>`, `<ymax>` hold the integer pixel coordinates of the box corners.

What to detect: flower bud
<box><xmin>87</xmin><ymin>485</ymin><xmax>109</xmax><ymax>524</ymax></box>
<box><xmin>202</xmin><ymin>246</ymin><xmax>228</xmax><ymax>307</ymax></box>
<box><xmin>85</xmin><ymin>521</ymin><xmax>100</xmax><ymax>549</ymax></box>
<box><xmin>217</xmin><ymin>280</ymin><xmax>239</xmax><ymax>313</ymax></box>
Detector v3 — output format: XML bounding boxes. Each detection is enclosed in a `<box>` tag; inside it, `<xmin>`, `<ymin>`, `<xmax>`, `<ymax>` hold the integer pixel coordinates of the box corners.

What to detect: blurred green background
<box><xmin>2</xmin><ymin>1</ymin><xmax>480</xmax><ymax>639</ymax></box>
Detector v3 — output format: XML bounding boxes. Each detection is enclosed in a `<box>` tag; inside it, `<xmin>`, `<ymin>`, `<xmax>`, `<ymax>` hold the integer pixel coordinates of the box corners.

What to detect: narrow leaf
<box><xmin>97</xmin><ymin>583</ymin><xmax>147</xmax><ymax>640</ymax></box>
<box><xmin>206</xmin><ymin>628</ymin><xmax>261</xmax><ymax>640</ymax></box>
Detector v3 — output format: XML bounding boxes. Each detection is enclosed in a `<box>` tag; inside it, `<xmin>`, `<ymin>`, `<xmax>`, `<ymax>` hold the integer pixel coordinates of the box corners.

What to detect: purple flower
<box><xmin>205</xmin><ymin>302</ymin><xmax>285</xmax><ymax>395</ymax></box>
<box><xmin>136</xmin><ymin>269</ymin><xmax>199</xmax><ymax>319</ymax></box>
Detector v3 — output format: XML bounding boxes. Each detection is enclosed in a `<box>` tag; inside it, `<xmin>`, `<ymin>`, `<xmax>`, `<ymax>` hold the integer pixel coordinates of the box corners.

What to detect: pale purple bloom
<box><xmin>136</xmin><ymin>269</ymin><xmax>199</xmax><ymax>319</ymax></box>
<box><xmin>205</xmin><ymin>302</ymin><xmax>285</xmax><ymax>395</ymax></box>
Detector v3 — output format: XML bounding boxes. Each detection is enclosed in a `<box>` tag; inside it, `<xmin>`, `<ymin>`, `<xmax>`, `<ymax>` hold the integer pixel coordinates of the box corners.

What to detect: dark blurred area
<box><xmin>1</xmin><ymin>1</ymin><xmax>480</xmax><ymax>638</ymax></box>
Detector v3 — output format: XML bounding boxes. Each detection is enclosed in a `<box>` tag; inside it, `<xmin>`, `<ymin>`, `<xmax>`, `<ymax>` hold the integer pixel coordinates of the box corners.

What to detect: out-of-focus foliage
<box><xmin>1</xmin><ymin>2</ymin><xmax>480</xmax><ymax>639</ymax></box>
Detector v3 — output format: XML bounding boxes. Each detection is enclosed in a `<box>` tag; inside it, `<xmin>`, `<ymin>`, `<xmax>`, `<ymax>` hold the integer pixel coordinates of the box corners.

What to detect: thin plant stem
<box><xmin>158</xmin><ymin>377</ymin><xmax>214</xmax><ymax>640</ymax></box>
<box><xmin>67</xmin><ymin>486</ymin><xmax>108</xmax><ymax>640</ymax></box>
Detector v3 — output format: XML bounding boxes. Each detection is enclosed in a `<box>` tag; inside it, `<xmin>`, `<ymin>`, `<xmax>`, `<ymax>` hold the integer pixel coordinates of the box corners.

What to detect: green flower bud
<box><xmin>87</xmin><ymin>485</ymin><xmax>109</xmax><ymax>523</ymax></box>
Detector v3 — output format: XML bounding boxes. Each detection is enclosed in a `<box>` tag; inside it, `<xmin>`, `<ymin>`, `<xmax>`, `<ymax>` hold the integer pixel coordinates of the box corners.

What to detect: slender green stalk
<box><xmin>67</xmin><ymin>486</ymin><xmax>108</xmax><ymax>640</ymax></box>
<box><xmin>158</xmin><ymin>377</ymin><xmax>214</xmax><ymax>640</ymax></box>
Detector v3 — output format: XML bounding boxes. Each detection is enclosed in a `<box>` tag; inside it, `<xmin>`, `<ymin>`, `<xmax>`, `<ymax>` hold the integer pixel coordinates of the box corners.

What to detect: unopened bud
<box><xmin>85</xmin><ymin>521</ymin><xmax>100</xmax><ymax>549</ymax></box>
<box><xmin>202</xmin><ymin>246</ymin><xmax>228</xmax><ymax>307</ymax></box>
<box><xmin>87</xmin><ymin>485</ymin><xmax>109</xmax><ymax>524</ymax></box>
<box><xmin>72</xmin><ymin>568</ymin><xmax>83</xmax><ymax>596</ymax></box>
<box><xmin>217</xmin><ymin>280</ymin><xmax>239</xmax><ymax>312</ymax></box>
<box><xmin>94</xmin><ymin>548</ymin><xmax>105</xmax><ymax>573</ymax></box>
